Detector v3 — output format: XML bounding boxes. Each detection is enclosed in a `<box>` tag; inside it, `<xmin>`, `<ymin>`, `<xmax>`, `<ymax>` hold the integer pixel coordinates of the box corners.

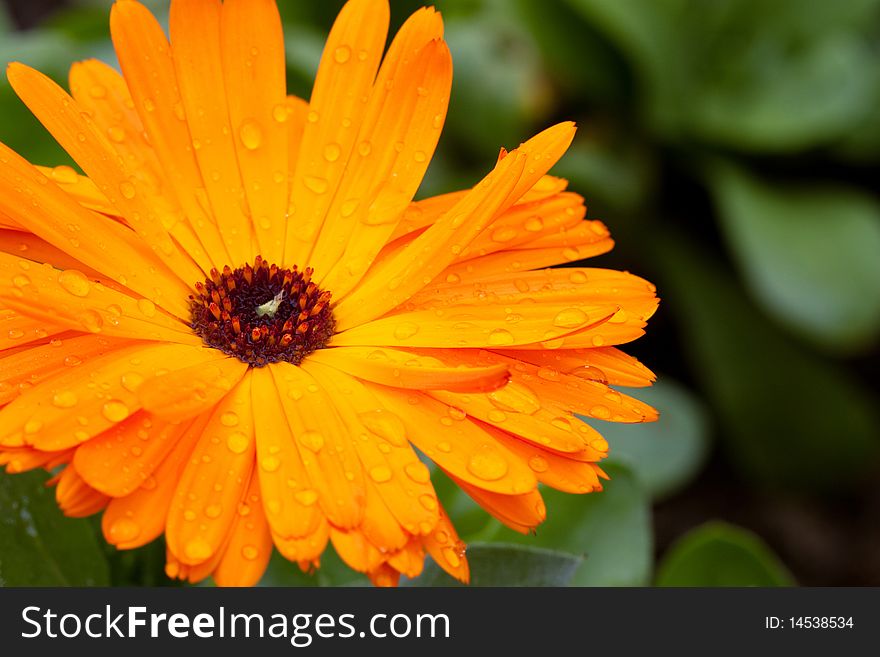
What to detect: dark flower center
<box><xmin>189</xmin><ymin>256</ymin><xmax>335</xmax><ymax>367</ymax></box>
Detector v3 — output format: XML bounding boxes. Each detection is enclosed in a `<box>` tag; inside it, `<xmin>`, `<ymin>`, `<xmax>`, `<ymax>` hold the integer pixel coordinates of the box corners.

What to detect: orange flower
<box><xmin>0</xmin><ymin>0</ymin><xmax>659</xmax><ymax>587</ymax></box>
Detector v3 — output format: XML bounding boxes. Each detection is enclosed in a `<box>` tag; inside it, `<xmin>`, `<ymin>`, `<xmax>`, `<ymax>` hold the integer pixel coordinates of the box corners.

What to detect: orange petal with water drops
<box><xmin>0</xmin><ymin>253</ymin><xmax>201</xmax><ymax>345</ymax></box>
<box><xmin>437</xmin><ymin>235</ymin><xmax>615</xmax><ymax>285</ymax></box>
<box><xmin>284</xmin><ymin>95</ymin><xmax>308</xmax><ymax>172</ymax></box>
<box><xmin>0</xmin><ymin>334</ymin><xmax>123</xmax><ymax>407</ymax></box>
<box><xmin>0</xmin><ymin>446</ymin><xmax>72</xmax><ymax>474</ymax></box>
<box><xmin>427</xmin><ymin>387</ymin><xmax>605</xmax><ymax>459</ymax></box>
<box><xmin>166</xmin><ymin>373</ymin><xmax>255</xmax><ymax>566</ymax></box>
<box><xmin>74</xmin><ymin>411</ymin><xmax>193</xmax><ymax>497</ymax></box>
<box><xmin>55</xmin><ymin>465</ymin><xmax>110</xmax><ymax>518</ymax></box>
<box><xmin>386</xmin><ymin>538</ymin><xmax>425</xmax><ymax>579</ymax></box>
<box><xmin>68</xmin><ymin>59</ymin><xmax>214</xmax><ymax>274</ymax></box>
<box><xmin>368</xmin><ymin>562</ymin><xmax>401</xmax><ymax>587</ymax></box>
<box><xmin>335</xmin><ymin>122</ymin><xmax>576</xmax><ymax>328</ymax></box>
<box><xmin>220</xmin><ymin>0</ymin><xmax>289</xmax><ymax>262</ymax></box>
<box><xmin>0</xmin><ymin>141</ymin><xmax>193</xmax><ymax>316</ymax></box>
<box><xmin>137</xmin><ymin>355</ymin><xmax>249</xmax><ymax>422</ymax></box>
<box><xmin>0</xmin><ymin>229</ymin><xmax>116</xmax><ymax>283</ymax></box>
<box><xmin>303</xmin><ymin>360</ymin><xmax>441</xmax><ymax>536</ymax></box>
<box><xmin>250</xmin><ymin>366</ymin><xmax>322</xmax><ymax>540</ymax></box>
<box><xmin>285</xmin><ymin>0</ymin><xmax>390</xmax><ymax>265</ymax></box>
<box><xmin>306</xmin><ymin>345</ymin><xmax>509</xmax><ymax>393</ymax></box>
<box><xmin>367</xmin><ymin>385</ymin><xmax>536</xmax><ymax>495</ymax></box>
<box><xmin>268</xmin><ymin>362</ymin><xmax>365</xmax><ymax>529</ymax></box>
<box><xmin>170</xmin><ymin>0</ymin><xmax>254</xmax><ymax>265</ymax></box>
<box><xmin>110</xmin><ymin>0</ymin><xmax>231</xmax><ymax>271</ymax></box>
<box><xmin>101</xmin><ymin>413</ymin><xmax>207</xmax><ymax>550</ymax></box>
<box><xmin>34</xmin><ymin>165</ymin><xmax>116</xmax><ymax>216</ymax></box>
<box><xmin>358</xmin><ymin>480</ymin><xmax>410</xmax><ymax>553</ymax></box>
<box><xmin>331</xmin><ymin>301</ymin><xmax>619</xmax><ymax>350</ymax></box>
<box><xmin>487</xmin><ymin>426</ymin><xmax>603</xmax><ymax>494</ymax></box>
<box><xmin>313</xmin><ymin>16</ymin><xmax>450</xmax><ymax>294</ymax></box>
<box><xmin>449</xmin><ymin>471</ymin><xmax>546</xmax><ymax>534</ymax></box>
<box><xmin>212</xmin><ymin>475</ymin><xmax>273</xmax><ymax>587</ymax></box>
<box><xmin>272</xmin><ymin>517</ymin><xmax>330</xmax><ymax>565</ymax></box>
<box><xmin>330</xmin><ymin>527</ymin><xmax>384</xmax><ymax>574</ymax></box>
<box><xmin>0</xmin><ymin>342</ymin><xmax>216</xmax><ymax>451</ymax></box>
<box><xmin>0</xmin><ymin>308</ymin><xmax>69</xmax><ymax>352</ymax></box>
<box><xmin>422</xmin><ymin>504</ymin><xmax>469</xmax><ymax>583</ymax></box>
<box><xmin>500</xmin><ymin>346</ymin><xmax>657</xmax><ymax>388</ymax></box>
<box><xmin>6</xmin><ymin>63</ymin><xmax>204</xmax><ymax>293</ymax></box>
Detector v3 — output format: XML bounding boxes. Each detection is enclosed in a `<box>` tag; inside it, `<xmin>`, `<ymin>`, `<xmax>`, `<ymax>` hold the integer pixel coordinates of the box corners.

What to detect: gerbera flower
<box><xmin>0</xmin><ymin>0</ymin><xmax>659</xmax><ymax>587</ymax></box>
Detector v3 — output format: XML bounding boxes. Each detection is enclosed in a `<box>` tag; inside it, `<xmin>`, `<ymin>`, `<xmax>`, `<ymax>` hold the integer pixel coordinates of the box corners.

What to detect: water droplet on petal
<box><xmin>323</xmin><ymin>143</ymin><xmax>341</xmax><ymax>162</ymax></box>
<box><xmin>299</xmin><ymin>431</ymin><xmax>324</xmax><ymax>452</ymax></box>
<box><xmin>119</xmin><ymin>181</ymin><xmax>136</xmax><ymax>199</ymax></box>
<box><xmin>359</xmin><ymin>410</ymin><xmax>407</xmax><ymax>447</ymax></box>
<box><xmin>334</xmin><ymin>45</ymin><xmax>351</xmax><ymax>63</ymax></box>
<box><xmin>369</xmin><ymin>465</ymin><xmax>392</xmax><ymax>483</ymax></box>
<box><xmin>528</xmin><ymin>455</ymin><xmax>549</xmax><ymax>473</ymax></box>
<box><xmin>304</xmin><ymin>176</ymin><xmax>328</xmax><ymax>194</ymax></box>
<box><xmin>241</xmin><ymin>545</ymin><xmax>259</xmax><ymax>560</ymax></box>
<box><xmin>184</xmin><ymin>538</ymin><xmax>212</xmax><ymax>561</ymax></box>
<box><xmin>404</xmin><ymin>461</ymin><xmax>430</xmax><ymax>483</ymax></box>
<box><xmin>553</xmin><ymin>308</ymin><xmax>588</xmax><ymax>328</ymax></box>
<box><xmin>204</xmin><ymin>504</ymin><xmax>222</xmax><ymax>519</ymax></box>
<box><xmin>487</xmin><ymin>328</ymin><xmax>515</xmax><ymax>346</ymax></box>
<box><xmin>51</xmin><ymin>165</ymin><xmax>78</xmax><ymax>184</ymax></box>
<box><xmin>261</xmin><ymin>455</ymin><xmax>281</xmax><ymax>472</ymax></box>
<box><xmin>52</xmin><ymin>390</ymin><xmax>78</xmax><ymax>408</ymax></box>
<box><xmin>108</xmin><ymin>518</ymin><xmax>140</xmax><ymax>543</ymax></box>
<box><xmin>226</xmin><ymin>431</ymin><xmax>250</xmax><ymax>454</ymax></box>
<box><xmin>467</xmin><ymin>451</ymin><xmax>508</xmax><ymax>481</ymax></box>
<box><xmin>295</xmin><ymin>489</ymin><xmax>318</xmax><ymax>506</ymax></box>
<box><xmin>102</xmin><ymin>400</ymin><xmax>130</xmax><ymax>422</ymax></box>
<box><xmin>393</xmin><ymin>322</ymin><xmax>420</xmax><ymax>340</ymax></box>
<box><xmin>58</xmin><ymin>269</ymin><xmax>91</xmax><ymax>297</ymax></box>
<box><xmin>239</xmin><ymin>120</ymin><xmax>263</xmax><ymax>150</ymax></box>
<box><xmin>220</xmin><ymin>411</ymin><xmax>239</xmax><ymax>427</ymax></box>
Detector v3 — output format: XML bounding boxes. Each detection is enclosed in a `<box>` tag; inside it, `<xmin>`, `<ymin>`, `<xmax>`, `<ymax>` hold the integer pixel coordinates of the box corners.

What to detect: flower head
<box><xmin>0</xmin><ymin>0</ymin><xmax>659</xmax><ymax>586</ymax></box>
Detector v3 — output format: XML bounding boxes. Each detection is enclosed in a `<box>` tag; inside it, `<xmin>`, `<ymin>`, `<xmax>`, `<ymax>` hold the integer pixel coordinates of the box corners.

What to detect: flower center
<box><xmin>189</xmin><ymin>256</ymin><xmax>335</xmax><ymax>367</ymax></box>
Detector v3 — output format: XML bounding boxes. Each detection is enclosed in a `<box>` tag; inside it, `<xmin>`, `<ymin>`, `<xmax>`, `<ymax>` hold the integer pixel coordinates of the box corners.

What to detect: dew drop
<box><xmin>52</xmin><ymin>390</ymin><xmax>78</xmax><ymax>409</ymax></box>
<box><xmin>487</xmin><ymin>328</ymin><xmax>515</xmax><ymax>346</ymax></box>
<box><xmin>307</xmin><ymin>110</ymin><xmax>319</xmax><ymax>123</ymax></box>
<box><xmin>107</xmin><ymin>126</ymin><xmax>126</xmax><ymax>143</ymax></box>
<box><xmin>553</xmin><ymin>308</ymin><xmax>588</xmax><ymax>328</ymax></box>
<box><xmin>304</xmin><ymin>176</ymin><xmax>329</xmax><ymax>194</ymax></box>
<box><xmin>102</xmin><ymin>400</ymin><xmax>130</xmax><ymax>422</ymax></box>
<box><xmin>357</xmin><ymin>141</ymin><xmax>372</xmax><ymax>157</ymax></box>
<box><xmin>419</xmin><ymin>494</ymin><xmax>437</xmax><ymax>511</ymax></box>
<box><xmin>51</xmin><ymin>165</ymin><xmax>78</xmax><ymax>184</ymax></box>
<box><xmin>241</xmin><ymin>545</ymin><xmax>259</xmax><ymax>561</ymax></box>
<box><xmin>393</xmin><ymin>322</ymin><xmax>420</xmax><ymax>340</ymax></box>
<box><xmin>591</xmin><ymin>335</ymin><xmax>606</xmax><ymax>347</ymax></box>
<box><xmin>359</xmin><ymin>410</ymin><xmax>407</xmax><ymax>446</ymax></box>
<box><xmin>204</xmin><ymin>504</ymin><xmax>222</xmax><ymax>519</ymax></box>
<box><xmin>239</xmin><ymin>120</ymin><xmax>263</xmax><ymax>150</ymax></box>
<box><xmin>369</xmin><ymin>465</ymin><xmax>393</xmax><ymax>483</ymax></box>
<box><xmin>491</xmin><ymin>226</ymin><xmax>517</xmax><ymax>243</ymax></box>
<box><xmin>261</xmin><ymin>455</ymin><xmax>281</xmax><ymax>472</ymax></box>
<box><xmin>340</xmin><ymin>199</ymin><xmax>359</xmax><ymax>217</ymax></box>
<box><xmin>437</xmin><ymin>441</ymin><xmax>452</xmax><ymax>453</ymax></box>
<box><xmin>467</xmin><ymin>451</ymin><xmax>508</xmax><ymax>481</ymax></box>
<box><xmin>323</xmin><ymin>143</ymin><xmax>341</xmax><ymax>162</ymax></box>
<box><xmin>299</xmin><ymin>431</ymin><xmax>325</xmax><ymax>452</ymax></box>
<box><xmin>58</xmin><ymin>269</ymin><xmax>91</xmax><ymax>297</ymax></box>
<box><xmin>220</xmin><ymin>411</ymin><xmax>239</xmax><ymax>427</ymax></box>
<box><xmin>404</xmin><ymin>461</ymin><xmax>431</xmax><ymax>483</ymax></box>
<box><xmin>524</xmin><ymin>216</ymin><xmax>543</xmax><ymax>232</ymax></box>
<box><xmin>108</xmin><ymin>518</ymin><xmax>140</xmax><ymax>543</ymax></box>
<box><xmin>442</xmin><ymin>546</ymin><xmax>461</xmax><ymax>568</ymax></box>
<box><xmin>226</xmin><ymin>431</ymin><xmax>250</xmax><ymax>454</ymax></box>
<box><xmin>295</xmin><ymin>489</ymin><xmax>318</xmax><ymax>506</ymax></box>
<box><xmin>590</xmin><ymin>405</ymin><xmax>612</xmax><ymax>419</ymax></box>
<box><xmin>118</xmin><ymin>181</ymin><xmax>136</xmax><ymax>199</ymax></box>
<box><xmin>334</xmin><ymin>45</ymin><xmax>351</xmax><ymax>63</ymax></box>
<box><xmin>184</xmin><ymin>538</ymin><xmax>212</xmax><ymax>561</ymax></box>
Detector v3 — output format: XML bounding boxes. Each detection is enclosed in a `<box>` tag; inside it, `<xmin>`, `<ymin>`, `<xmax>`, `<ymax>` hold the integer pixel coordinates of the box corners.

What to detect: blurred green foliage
<box><xmin>1</xmin><ymin>0</ymin><xmax>879</xmax><ymax>587</ymax></box>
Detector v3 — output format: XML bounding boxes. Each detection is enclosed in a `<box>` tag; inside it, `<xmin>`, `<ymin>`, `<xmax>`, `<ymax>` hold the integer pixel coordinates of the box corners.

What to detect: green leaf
<box><xmin>413</xmin><ymin>543</ymin><xmax>582</xmax><ymax>587</ymax></box>
<box><xmin>565</xmin><ymin>0</ymin><xmax>880</xmax><ymax>152</ymax></box>
<box><xmin>484</xmin><ymin>464</ymin><xmax>652</xmax><ymax>586</ymax></box>
<box><xmin>709</xmin><ymin>163</ymin><xmax>880</xmax><ymax>353</ymax></box>
<box><xmin>0</xmin><ymin>470</ymin><xmax>110</xmax><ymax>586</ymax></box>
<box><xmin>653</xmin><ymin>230</ymin><xmax>880</xmax><ymax>490</ymax></box>
<box><xmin>656</xmin><ymin>522</ymin><xmax>794</xmax><ymax>586</ymax></box>
<box><xmin>598</xmin><ymin>378</ymin><xmax>711</xmax><ymax>500</ymax></box>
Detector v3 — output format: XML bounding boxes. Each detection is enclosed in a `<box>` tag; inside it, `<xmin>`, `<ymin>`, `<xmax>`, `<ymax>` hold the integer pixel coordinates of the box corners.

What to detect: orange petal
<box><xmin>303</xmin><ymin>360</ymin><xmax>440</xmax><ymax>535</ymax></box>
<box><xmin>306</xmin><ymin>345</ymin><xmax>509</xmax><ymax>392</ymax></box>
<box><xmin>101</xmin><ymin>413</ymin><xmax>207</xmax><ymax>549</ymax></box>
<box><xmin>212</xmin><ymin>474</ymin><xmax>273</xmax><ymax>587</ymax></box>
<box><xmin>0</xmin><ymin>141</ymin><xmax>192</xmax><ymax>316</ymax></box>
<box><xmin>169</xmin><ymin>0</ymin><xmax>255</xmax><ymax>265</ymax></box>
<box><xmin>313</xmin><ymin>12</ymin><xmax>450</xmax><ymax>294</ymax></box>
<box><xmin>6</xmin><ymin>62</ymin><xmax>204</xmax><ymax>294</ymax></box>
<box><xmin>330</xmin><ymin>527</ymin><xmax>384</xmax><ymax>573</ymax></box>
<box><xmin>335</xmin><ymin>122</ymin><xmax>577</xmax><ymax>328</ymax></box>
<box><xmin>367</xmin><ymin>385</ymin><xmax>537</xmax><ymax>495</ymax></box>
<box><xmin>450</xmin><ymin>471</ymin><xmax>546</xmax><ymax>534</ymax></box>
<box><xmin>268</xmin><ymin>362</ymin><xmax>365</xmax><ymax>529</ymax></box>
<box><xmin>284</xmin><ymin>0</ymin><xmax>390</xmax><ymax>265</ymax></box>
<box><xmin>137</xmin><ymin>355</ymin><xmax>249</xmax><ymax>422</ymax></box>
<box><xmin>166</xmin><ymin>372</ymin><xmax>255</xmax><ymax>566</ymax></box>
<box><xmin>55</xmin><ymin>465</ymin><xmax>110</xmax><ymax>517</ymax></box>
<box><xmin>0</xmin><ymin>342</ymin><xmax>214</xmax><ymax>451</ymax></box>
<box><xmin>0</xmin><ymin>308</ymin><xmax>71</xmax><ymax>352</ymax></box>
<box><xmin>0</xmin><ymin>334</ymin><xmax>124</xmax><ymax>406</ymax></box>
<box><xmin>34</xmin><ymin>165</ymin><xmax>116</xmax><ymax>216</ymax></box>
<box><xmin>250</xmin><ymin>366</ymin><xmax>322</xmax><ymax>539</ymax></box>
<box><xmin>422</xmin><ymin>504</ymin><xmax>469</xmax><ymax>583</ymax></box>
<box><xmin>0</xmin><ymin>252</ymin><xmax>201</xmax><ymax>345</ymax></box>
<box><xmin>500</xmin><ymin>346</ymin><xmax>657</xmax><ymax>388</ymax></box>
<box><xmin>272</xmin><ymin>517</ymin><xmax>329</xmax><ymax>565</ymax></box>
<box><xmin>110</xmin><ymin>0</ymin><xmax>232</xmax><ymax>271</ymax></box>
<box><xmin>219</xmin><ymin>0</ymin><xmax>288</xmax><ymax>262</ymax></box>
